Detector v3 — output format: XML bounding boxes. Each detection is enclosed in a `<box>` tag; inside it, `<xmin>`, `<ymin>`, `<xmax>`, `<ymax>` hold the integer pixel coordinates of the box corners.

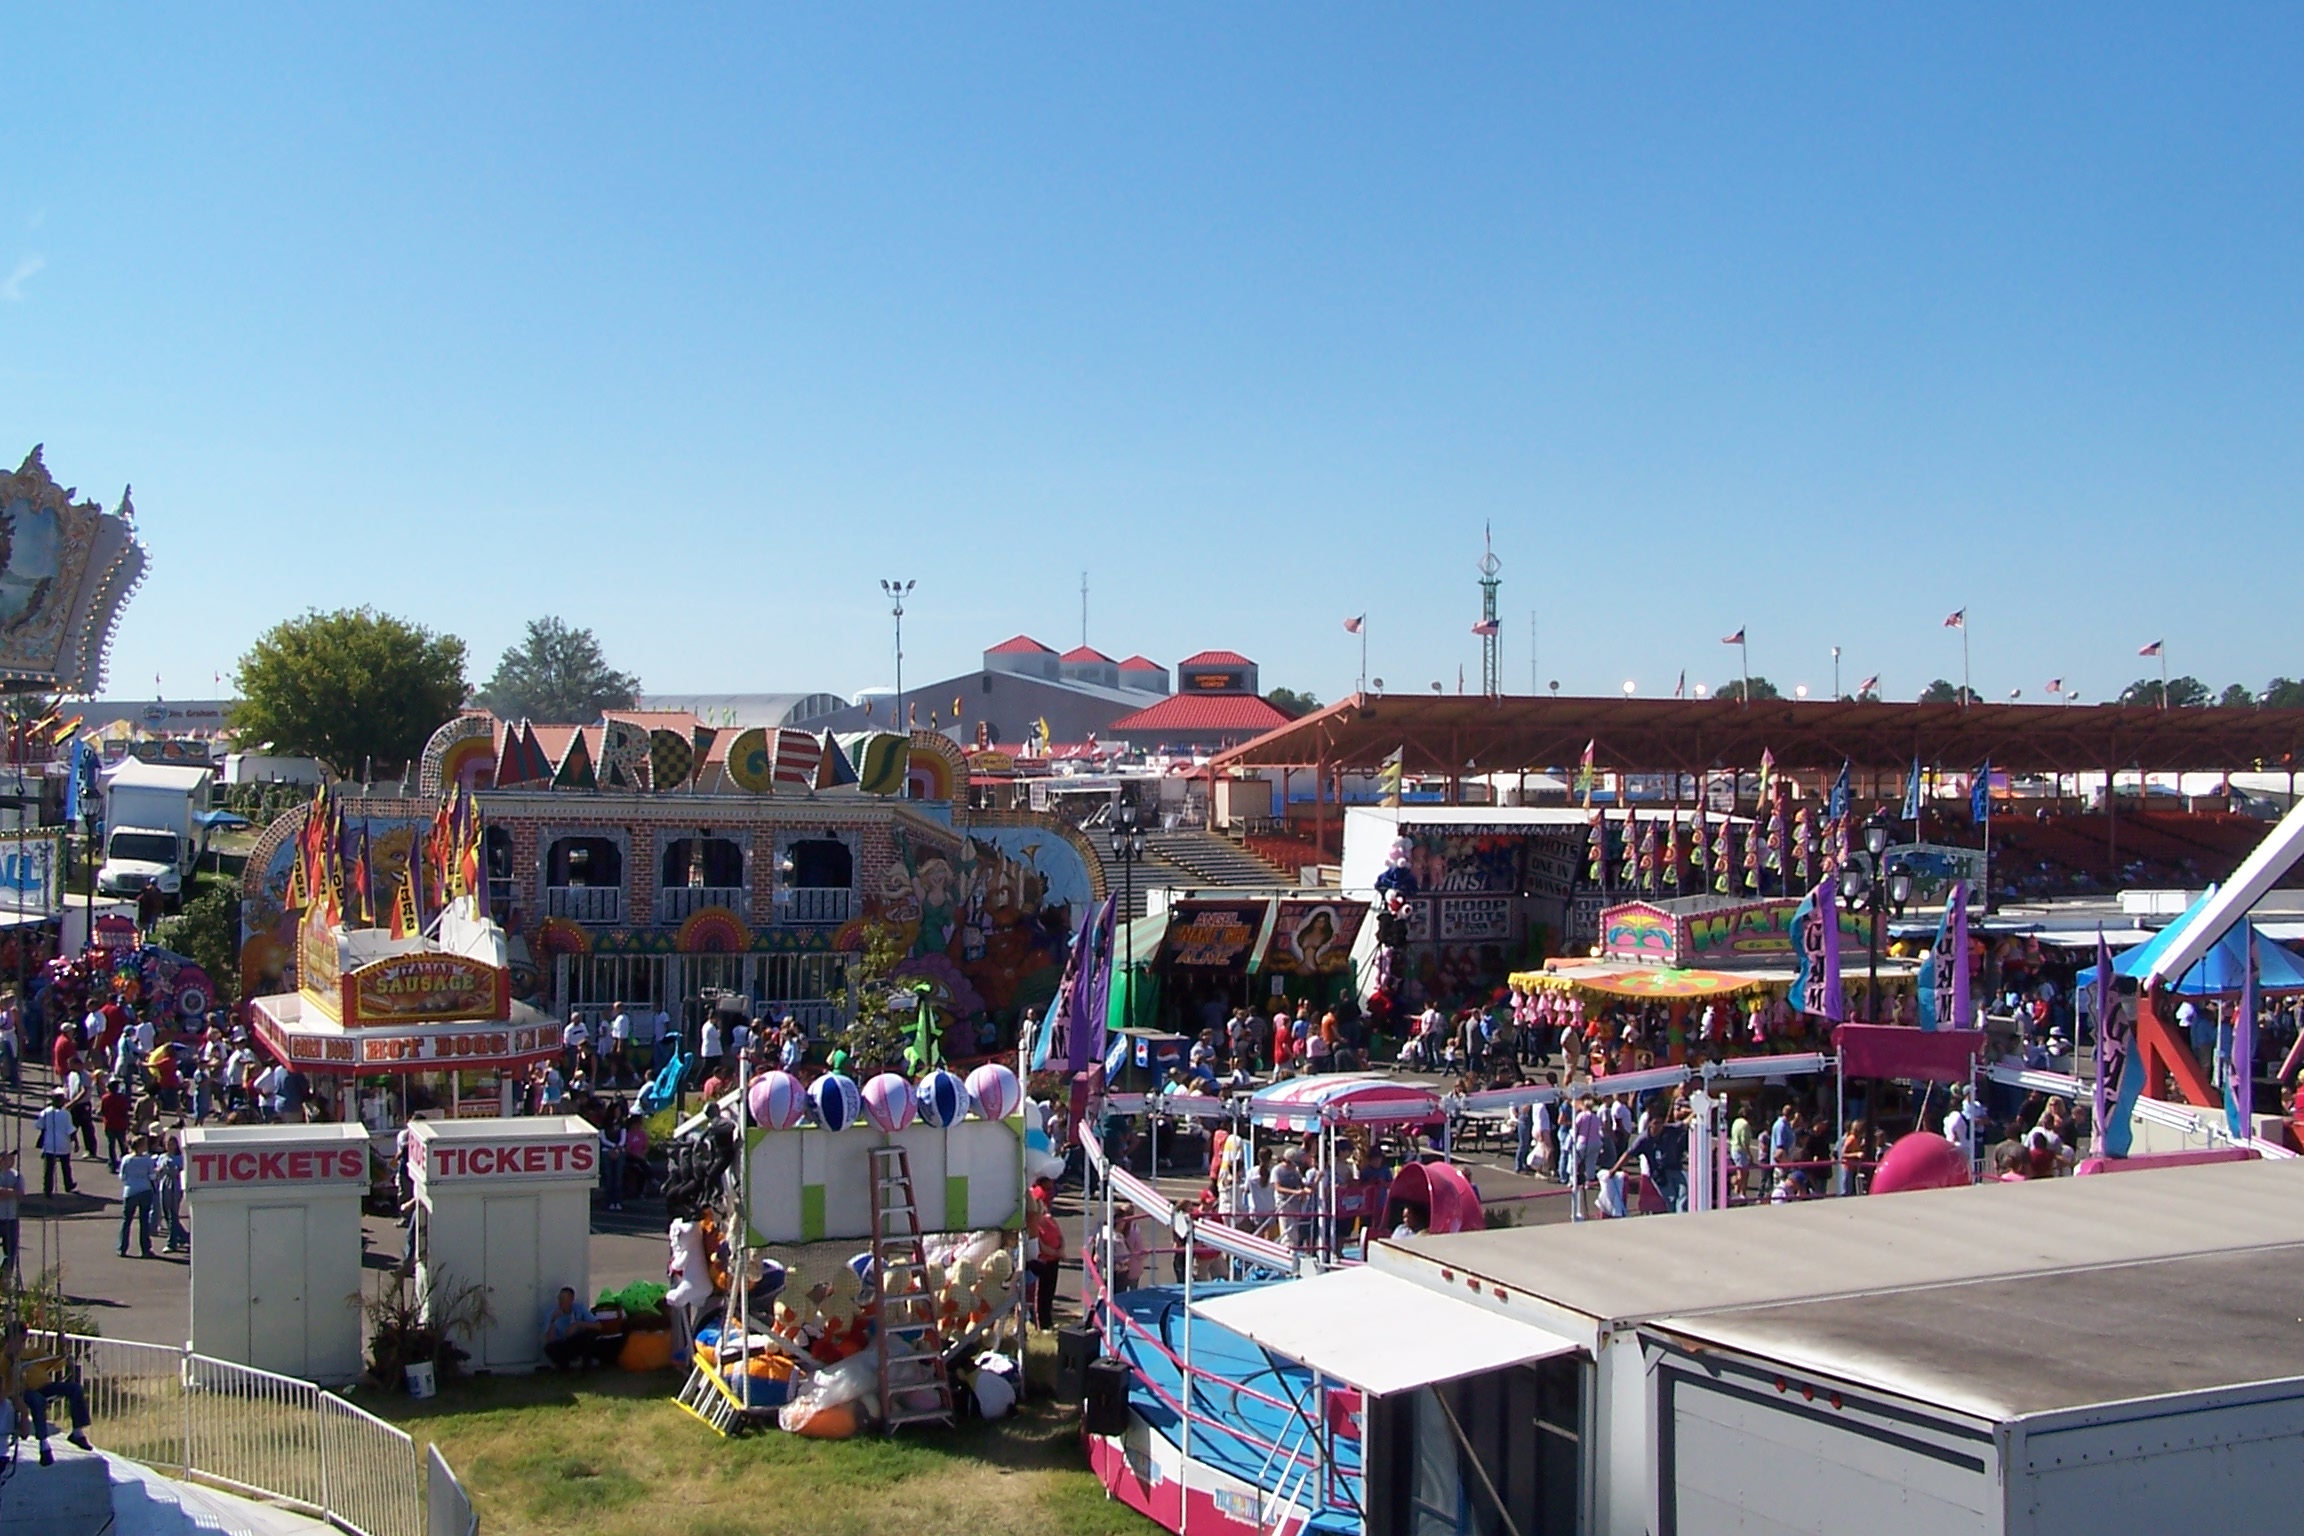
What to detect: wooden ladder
<box><xmin>869</xmin><ymin>1144</ymin><xmax>955</xmax><ymax>1432</ymax></box>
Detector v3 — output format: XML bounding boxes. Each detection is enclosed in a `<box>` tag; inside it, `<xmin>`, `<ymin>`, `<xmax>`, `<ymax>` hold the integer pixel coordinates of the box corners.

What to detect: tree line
<box><xmin>229</xmin><ymin>610</ymin><xmax>642</xmax><ymax>778</ymax></box>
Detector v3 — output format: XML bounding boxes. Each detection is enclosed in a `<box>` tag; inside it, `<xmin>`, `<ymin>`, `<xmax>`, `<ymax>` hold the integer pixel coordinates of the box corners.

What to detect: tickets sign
<box><xmin>342</xmin><ymin>952</ymin><xmax>509</xmax><ymax>1027</ymax></box>
<box><xmin>412</xmin><ymin>1136</ymin><xmax>596</xmax><ymax>1183</ymax></box>
<box><xmin>184</xmin><ymin>1145</ymin><xmax>368</xmax><ymax>1189</ymax></box>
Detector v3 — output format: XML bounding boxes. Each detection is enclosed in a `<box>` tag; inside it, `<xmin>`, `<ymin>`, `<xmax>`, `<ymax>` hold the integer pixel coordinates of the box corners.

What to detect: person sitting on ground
<box><xmin>540</xmin><ymin>1286</ymin><xmax>615</xmax><ymax>1369</ymax></box>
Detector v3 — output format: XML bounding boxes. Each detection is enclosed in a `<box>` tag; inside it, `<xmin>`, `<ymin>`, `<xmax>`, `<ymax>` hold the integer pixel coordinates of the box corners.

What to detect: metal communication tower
<box><xmin>1478</xmin><ymin>524</ymin><xmax>1502</xmax><ymax>697</ymax></box>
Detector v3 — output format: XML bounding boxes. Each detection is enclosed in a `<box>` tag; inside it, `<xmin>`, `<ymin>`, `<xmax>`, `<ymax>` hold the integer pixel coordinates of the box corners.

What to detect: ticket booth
<box><xmin>409</xmin><ymin>1116</ymin><xmax>596</xmax><ymax>1373</ymax></box>
<box><xmin>182</xmin><ymin>1124</ymin><xmax>371</xmax><ymax>1384</ymax></box>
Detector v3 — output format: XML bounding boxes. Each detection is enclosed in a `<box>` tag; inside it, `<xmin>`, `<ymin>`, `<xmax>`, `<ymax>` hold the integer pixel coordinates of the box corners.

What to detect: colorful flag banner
<box><xmin>1916</xmin><ymin>880</ymin><xmax>1971</xmax><ymax>1031</ymax></box>
<box><xmin>1790</xmin><ymin>877</ymin><xmax>1844</xmax><ymax>1021</ymax></box>
<box><xmin>2097</xmin><ymin>927</ymin><xmax>2139</xmax><ymax>1157</ymax></box>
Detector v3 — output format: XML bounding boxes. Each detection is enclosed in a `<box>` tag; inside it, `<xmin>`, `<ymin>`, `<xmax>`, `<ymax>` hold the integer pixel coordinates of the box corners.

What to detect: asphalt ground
<box><xmin>0</xmin><ymin>1056</ymin><xmax>1573</xmax><ymax>1350</ymax></box>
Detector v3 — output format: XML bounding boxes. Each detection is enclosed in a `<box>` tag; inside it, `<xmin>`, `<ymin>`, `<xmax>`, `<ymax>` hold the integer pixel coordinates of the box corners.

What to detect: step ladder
<box><xmin>674</xmin><ymin>1358</ymin><xmax>749</xmax><ymax>1437</ymax></box>
<box><xmin>869</xmin><ymin>1144</ymin><xmax>955</xmax><ymax>1432</ymax></box>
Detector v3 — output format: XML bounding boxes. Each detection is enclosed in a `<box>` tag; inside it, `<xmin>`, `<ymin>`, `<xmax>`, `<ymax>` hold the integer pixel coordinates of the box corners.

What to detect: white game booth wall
<box><xmin>409</xmin><ymin>1116</ymin><xmax>596</xmax><ymax>1373</ymax></box>
<box><xmin>182</xmin><ymin>1123</ymin><xmax>371</xmax><ymax>1385</ymax></box>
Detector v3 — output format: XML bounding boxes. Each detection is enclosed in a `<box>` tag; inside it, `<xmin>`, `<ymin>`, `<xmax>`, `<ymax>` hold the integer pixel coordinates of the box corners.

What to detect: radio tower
<box><xmin>1478</xmin><ymin>524</ymin><xmax>1502</xmax><ymax>697</ymax></box>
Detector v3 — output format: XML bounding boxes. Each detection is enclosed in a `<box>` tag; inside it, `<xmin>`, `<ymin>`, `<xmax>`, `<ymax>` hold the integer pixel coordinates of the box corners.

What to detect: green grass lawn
<box><xmin>367</xmin><ymin>1362</ymin><xmax>1153</xmax><ymax>1536</ymax></box>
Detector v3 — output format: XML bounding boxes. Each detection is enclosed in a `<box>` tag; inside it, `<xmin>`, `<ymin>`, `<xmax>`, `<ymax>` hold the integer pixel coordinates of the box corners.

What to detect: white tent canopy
<box><xmin>1189</xmin><ymin>1265</ymin><xmax>1577</xmax><ymax>1397</ymax></box>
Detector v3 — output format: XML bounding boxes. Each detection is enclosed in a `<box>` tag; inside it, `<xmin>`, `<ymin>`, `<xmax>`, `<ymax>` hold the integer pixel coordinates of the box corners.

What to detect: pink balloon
<box><xmin>861</xmin><ymin>1072</ymin><xmax>917</xmax><ymax>1133</ymax></box>
<box><xmin>748</xmin><ymin>1070</ymin><xmax>807</xmax><ymax>1130</ymax></box>
<box><xmin>1869</xmin><ymin>1134</ymin><xmax>1974</xmax><ymax>1195</ymax></box>
<box><xmin>966</xmin><ymin>1062</ymin><xmax>1022</xmax><ymax>1121</ymax></box>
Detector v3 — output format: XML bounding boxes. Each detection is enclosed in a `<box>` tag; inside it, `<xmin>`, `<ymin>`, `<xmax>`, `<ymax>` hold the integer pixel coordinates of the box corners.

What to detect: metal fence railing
<box><xmin>62</xmin><ymin>1334</ymin><xmax>456</xmax><ymax>1536</ymax></box>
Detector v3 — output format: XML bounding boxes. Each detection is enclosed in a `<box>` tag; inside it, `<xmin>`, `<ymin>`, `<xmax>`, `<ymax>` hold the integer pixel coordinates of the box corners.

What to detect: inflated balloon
<box><xmin>749</xmin><ymin>1070</ymin><xmax>808</xmax><ymax>1129</ymax></box>
<box><xmin>916</xmin><ymin>1069</ymin><xmax>968</xmax><ymax>1128</ymax></box>
<box><xmin>862</xmin><ymin>1072</ymin><xmax>917</xmax><ymax>1132</ymax></box>
<box><xmin>810</xmin><ymin>1072</ymin><xmax>861</xmax><ymax>1132</ymax></box>
<box><xmin>965</xmin><ymin>1062</ymin><xmax>1022</xmax><ymax>1121</ymax></box>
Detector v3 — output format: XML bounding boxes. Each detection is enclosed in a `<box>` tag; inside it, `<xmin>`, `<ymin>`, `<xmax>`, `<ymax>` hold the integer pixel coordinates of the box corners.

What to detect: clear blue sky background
<box><xmin>4</xmin><ymin>6</ymin><xmax>2300</xmax><ymax>710</ymax></box>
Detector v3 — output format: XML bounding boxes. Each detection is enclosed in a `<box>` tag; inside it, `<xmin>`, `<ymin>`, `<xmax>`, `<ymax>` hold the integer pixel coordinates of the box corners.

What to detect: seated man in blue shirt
<box><xmin>540</xmin><ymin>1287</ymin><xmax>619</xmax><ymax>1369</ymax></box>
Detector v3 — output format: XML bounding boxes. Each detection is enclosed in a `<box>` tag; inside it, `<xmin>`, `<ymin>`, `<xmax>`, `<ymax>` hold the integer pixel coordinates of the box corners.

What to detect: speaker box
<box><xmin>1055</xmin><ymin>1326</ymin><xmax>1099</xmax><ymax>1405</ymax></box>
<box><xmin>1084</xmin><ymin>1357</ymin><xmax>1133</xmax><ymax>1437</ymax></box>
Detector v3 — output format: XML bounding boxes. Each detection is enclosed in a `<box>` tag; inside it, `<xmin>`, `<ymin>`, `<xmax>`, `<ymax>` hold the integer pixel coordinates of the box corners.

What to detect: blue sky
<box><xmin>4</xmin><ymin>6</ymin><xmax>2300</xmax><ymax>709</ymax></box>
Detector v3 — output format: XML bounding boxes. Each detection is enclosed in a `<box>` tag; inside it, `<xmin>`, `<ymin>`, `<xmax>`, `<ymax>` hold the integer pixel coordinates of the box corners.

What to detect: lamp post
<box><xmin>1107</xmin><ymin>798</ymin><xmax>1144</xmax><ymax>1033</ymax></box>
<box><xmin>880</xmin><ymin>579</ymin><xmax>915</xmax><ymax>730</ymax></box>
<box><xmin>1838</xmin><ymin>809</ymin><xmax>1914</xmax><ymax>1023</ymax></box>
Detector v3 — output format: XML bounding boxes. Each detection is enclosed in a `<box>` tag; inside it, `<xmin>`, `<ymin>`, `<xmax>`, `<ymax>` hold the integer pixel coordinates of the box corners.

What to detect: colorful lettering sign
<box><xmin>183</xmin><ymin>1146</ymin><xmax>368</xmax><ymax>1188</ymax></box>
<box><xmin>252</xmin><ymin>1014</ymin><xmax>555</xmax><ymax>1073</ymax></box>
<box><xmin>1164</xmin><ymin>902</ymin><xmax>1265</xmax><ymax>968</ymax></box>
<box><xmin>342</xmin><ymin>952</ymin><xmax>510</xmax><ymax>1027</ymax></box>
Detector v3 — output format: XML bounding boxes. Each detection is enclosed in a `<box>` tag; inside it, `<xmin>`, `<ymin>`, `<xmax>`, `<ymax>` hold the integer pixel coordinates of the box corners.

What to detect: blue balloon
<box><xmin>810</xmin><ymin>1072</ymin><xmax>861</xmax><ymax>1132</ymax></box>
<box><xmin>916</xmin><ymin>1069</ymin><xmax>968</xmax><ymax>1128</ymax></box>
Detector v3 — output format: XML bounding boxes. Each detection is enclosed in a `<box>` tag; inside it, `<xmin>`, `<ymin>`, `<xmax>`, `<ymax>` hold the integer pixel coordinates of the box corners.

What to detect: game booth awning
<box><xmin>1247</xmin><ymin>1073</ymin><xmax>1444</xmax><ymax>1132</ymax></box>
<box><xmin>2074</xmin><ymin>891</ymin><xmax>2304</xmax><ymax>997</ymax></box>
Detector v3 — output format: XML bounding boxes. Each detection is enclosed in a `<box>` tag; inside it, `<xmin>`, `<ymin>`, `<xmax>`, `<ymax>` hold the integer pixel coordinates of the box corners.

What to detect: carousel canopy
<box><xmin>1247</xmin><ymin>1072</ymin><xmax>1443</xmax><ymax>1130</ymax></box>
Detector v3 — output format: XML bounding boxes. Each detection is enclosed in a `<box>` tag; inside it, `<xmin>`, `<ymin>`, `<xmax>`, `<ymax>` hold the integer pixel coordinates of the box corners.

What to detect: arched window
<box><xmin>787</xmin><ymin>838</ymin><xmax>852</xmax><ymax>890</ymax></box>
<box><xmin>545</xmin><ymin>837</ymin><xmax>623</xmax><ymax>888</ymax></box>
<box><xmin>662</xmin><ymin>837</ymin><xmax>745</xmax><ymax>889</ymax></box>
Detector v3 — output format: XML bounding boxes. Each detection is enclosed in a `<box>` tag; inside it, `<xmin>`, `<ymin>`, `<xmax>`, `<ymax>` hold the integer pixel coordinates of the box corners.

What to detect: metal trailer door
<box><xmin>1649</xmin><ymin>1345</ymin><xmax>1998</xmax><ymax>1536</ymax></box>
<box><xmin>2006</xmin><ymin>1383</ymin><xmax>2304</xmax><ymax>1535</ymax></box>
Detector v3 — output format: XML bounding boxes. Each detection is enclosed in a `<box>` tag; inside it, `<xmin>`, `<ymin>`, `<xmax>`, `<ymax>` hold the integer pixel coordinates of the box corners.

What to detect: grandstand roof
<box><xmin>1061</xmin><ymin>646</ymin><xmax>1116</xmax><ymax>663</ymax></box>
<box><xmin>1178</xmin><ymin>649</ymin><xmax>1254</xmax><ymax>667</ymax></box>
<box><xmin>1207</xmin><ymin>695</ymin><xmax>2304</xmax><ymax>777</ymax></box>
<box><xmin>986</xmin><ymin>635</ymin><xmax>1056</xmax><ymax>655</ymax></box>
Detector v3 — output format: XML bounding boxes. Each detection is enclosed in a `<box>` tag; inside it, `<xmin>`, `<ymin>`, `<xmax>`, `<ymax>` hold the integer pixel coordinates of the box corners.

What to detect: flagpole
<box><xmin>2161</xmin><ymin>647</ymin><xmax>2169</xmax><ymax>710</ymax></box>
<box><xmin>1740</xmin><ymin>636</ymin><xmax>1749</xmax><ymax>703</ymax></box>
<box><xmin>1361</xmin><ymin>623</ymin><xmax>1368</xmax><ymax>696</ymax></box>
<box><xmin>1962</xmin><ymin>623</ymin><xmax>1970</xmax><ymax>708</ymax></box>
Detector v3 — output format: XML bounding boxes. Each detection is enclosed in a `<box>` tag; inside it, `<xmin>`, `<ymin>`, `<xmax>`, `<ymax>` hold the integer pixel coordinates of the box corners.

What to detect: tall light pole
<box><xmin>881</xmin><ymin>579</ymin><xmax>915</xmax><ymax>730</ymax></box>
<box><xmin>1838</xmin><ymin>809</ymin><xmax>1913</xmax><ymax>1022</ymax></box>
<box><xmin>1832</xmin><ymin>646</ymin><xmax>1842</xmax><ymax>699</ymax></box>
<box><xmin>1108</xmin><ymin>797</ymin><xmax>1144</xmax><ymax>1032</ymax></box>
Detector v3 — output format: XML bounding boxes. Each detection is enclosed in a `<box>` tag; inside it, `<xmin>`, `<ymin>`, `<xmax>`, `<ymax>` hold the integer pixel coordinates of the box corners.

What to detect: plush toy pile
<box><xmin>696</xmin><ymin>1228</ymin><xmax>1023</xmax><ymax>1437</ymax></box>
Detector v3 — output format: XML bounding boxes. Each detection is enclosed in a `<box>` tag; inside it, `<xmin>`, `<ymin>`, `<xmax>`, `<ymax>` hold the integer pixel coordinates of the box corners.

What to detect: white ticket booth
<box><xmin>182</xmin><ymin>1124</ymin><xmax>372</xmax><ymax>1385</ymax></box>
<box><xmin>409</xmin><ymin>1116</ymin><xmax>596</xmax><ymax>1373</ymax></box>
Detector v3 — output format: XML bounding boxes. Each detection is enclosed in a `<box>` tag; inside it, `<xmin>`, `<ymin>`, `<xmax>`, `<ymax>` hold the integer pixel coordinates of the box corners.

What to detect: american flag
<box><xmin>1722</xmin><ymin>627</ymin><xmax>1745</xmax><ymax>646</ymax></box>
<box><xmin>1343</xmin><ymin>615</ymin><xmax>1363</xmax><ymax>634</ymax></box>
<box><xmin>1471</xmin><ymin>617</ymin><xmax>1500</xmax><ymax>637</ymax></box>
<box><xmin>1944</xmin><ymin>609</ymin><xmax>1966</xmax><ymax>629</ymax></box>
<box><xmin>1856</xmin><ymin>674</ymin><xmax>1879</xmax><ymax>694</ymax></box>
<box><xmin>2138</xmin><ymin>639</ymin><xmax>2163</xmax><ymax>657</ymax></box>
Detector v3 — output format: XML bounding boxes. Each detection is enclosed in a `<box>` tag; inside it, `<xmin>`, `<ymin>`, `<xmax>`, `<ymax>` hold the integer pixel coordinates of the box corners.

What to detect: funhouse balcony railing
<box><xmin>544</xmin><ymin>884</ymin><xmax>622</xmax><ymax>924</ymax></box>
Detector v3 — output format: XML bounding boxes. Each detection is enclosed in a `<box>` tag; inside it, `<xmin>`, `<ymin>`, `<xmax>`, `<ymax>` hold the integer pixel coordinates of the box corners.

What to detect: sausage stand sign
<box><xmin>341</xmin><ymin>951</ymin><xmax>510</xmax><ymax>1026</ymax></box>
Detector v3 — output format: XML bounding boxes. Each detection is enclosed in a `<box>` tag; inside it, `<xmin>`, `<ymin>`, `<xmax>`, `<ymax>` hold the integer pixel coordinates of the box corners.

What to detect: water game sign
<box><xmin>1163</xmin><ymin>901</ymin><xmax>1266</xmax><ymax>968</ymax></box>
<box><xmin>342</xmin><ymin>952</ymin><xmax>510</xmax><ymax>1028</ymax></box>
<box><xmin>745</xmin><ymin>1120</ymin><xmax>1025</xmax><ymax>1244</ymax></box>
<box><xmin>1601</xmin><ymin>896</ymin><xmax>1873</xmax><ymax>966</ymax></box>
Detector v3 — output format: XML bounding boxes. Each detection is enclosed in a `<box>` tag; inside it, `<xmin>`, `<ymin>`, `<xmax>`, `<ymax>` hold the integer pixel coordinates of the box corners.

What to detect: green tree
<box><xmin>155</xmin><ymin>882</ymin><xmax>240</xmax><ymax>1005</ymax></box>
<box><xmin>2264</xmin><ymin>678</ymin><xmax>2304</xmax><ymax>708</ymax></box>
<box><xmin>476</xmin><ymin>617</ymin><xmax>640</xmax><ymax>722</ymax></box>
<box><xmin>2219</xmin><ymin>683</ymin><xmax>2257</xmax><ymax>708</ymax></box>
<box><xmin>1266</xmin><ymin>687</ymin><xmax>1322</xmax><ymax>718</ymax></box>
<box><xmin>1917</xmin><ymin>679</ymin><xmax>1977</xmax><ymax>705</ymax></box>
<box><xmin>1714</xmin><ymin>677</ymin><xmax>1782</xmax><ymax>702</ymax></box>
<box><xmin>232</xmin><ymin>608</ymin><xmax>468</xmax><ymax>776</ymax></box>
<box><xmin>2121</xmin><ymin>675</ymin><xmax>2210</xmax><ymax>708</ymax></box>
<box><xmin>834</xmin><ymin>919</ymin><xmax>919</xmax><ymax>1075</ymax></box>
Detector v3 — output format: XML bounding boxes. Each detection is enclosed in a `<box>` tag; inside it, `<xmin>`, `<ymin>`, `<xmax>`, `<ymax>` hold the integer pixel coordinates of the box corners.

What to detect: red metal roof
<box><xmin>1060</xmin><ymin>646</ymin><xmax>1115</xmax><ymax>663</ymax></box>
<box><xmin>1118</xmin><ymin>655</ymin><xmax>1165</xmax><ymax>671</ymax></box>
<box><xmin>1177</xmin><ymin>649</ymin><xmax>1254</xmax><ymax>667</ymax></box>
<box><xmin>1111</xmin><ymin>693</ymin><xmax>1292</xmax><ymax>735</ymax></box>
<box><xmin>986</xmin><ymin>635</ymin><xmax>1055</xmax><ymax>655</ymax></box>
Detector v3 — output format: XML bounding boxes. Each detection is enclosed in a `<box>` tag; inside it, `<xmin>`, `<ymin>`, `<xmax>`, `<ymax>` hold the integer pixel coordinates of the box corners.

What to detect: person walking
<box><xmin>37</xmin><ymin>1088</ymin><xmax>78</xmax><ymax>1195</ymax></box>
<box><xmin>0</xmin><ymin>1149</ymin><xmax>23</xmax><ymax>1275</ymax></box>
<box><xmin>156</xmin><ymin>1132</ymin><xmax>190</xmax><ymax>1252</ymax></box>
<box><xmin>117</xmin><ymin>1135</ymin><xmax>158</xmax><ymax>1258</ymax></box>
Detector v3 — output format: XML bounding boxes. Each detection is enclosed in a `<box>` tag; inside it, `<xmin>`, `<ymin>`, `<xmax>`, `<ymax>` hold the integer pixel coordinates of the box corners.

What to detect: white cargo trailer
<box><xmin>1643</xmin><ymin>1244</ymin><xmax>2304</xmax><ymax>1534</ymax></box>
<box><xmin>1369</xmin><ymin>1158</ymin><xmax>2304</xmax><ymax>1535</ymax></box>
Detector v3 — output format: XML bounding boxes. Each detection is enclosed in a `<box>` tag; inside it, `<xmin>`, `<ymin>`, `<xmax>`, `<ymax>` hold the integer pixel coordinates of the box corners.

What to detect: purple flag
<box><xmin>1073</xmin><ymin>896</ymin><xmax>1118</xmax><ymax>1072</ymax></box>
<box><xmin>1917</xmin><ymin>880</ymin><xmax>1970</xmax><ymax>1032</ymax></box>
<box><xmin>1790</xmin><ymin>878</ymin><xmax>1843</xmax><ymax>1021</ymax></box>
<box><xmin>2093</xmin><ymin>926</ymin><xmax>2113</xmax><ymax>1142</ymax></box>
<box><xmin>2228</xmin><ymin>929</ymin><xmax>2258</xmax><ymax>1142</ymax></box>
<box><xmin>1950</xmin><ymin>881</ymin><xmax>1970</xmax><ymax>1033</ymax></box>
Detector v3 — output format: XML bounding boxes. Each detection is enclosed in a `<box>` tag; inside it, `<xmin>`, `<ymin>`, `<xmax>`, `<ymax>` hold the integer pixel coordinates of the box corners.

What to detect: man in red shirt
<box><xmin>51</xmin><ymin>1030</ymin><xmax>77</xmax><ymax>1083</ymax></box>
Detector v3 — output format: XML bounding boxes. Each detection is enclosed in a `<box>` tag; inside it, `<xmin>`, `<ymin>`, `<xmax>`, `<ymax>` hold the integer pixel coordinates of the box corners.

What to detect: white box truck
<box><xmin>98</xmin><ymin>760</ymin><xmax>216</xmax><ymax>904</ymax></box>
